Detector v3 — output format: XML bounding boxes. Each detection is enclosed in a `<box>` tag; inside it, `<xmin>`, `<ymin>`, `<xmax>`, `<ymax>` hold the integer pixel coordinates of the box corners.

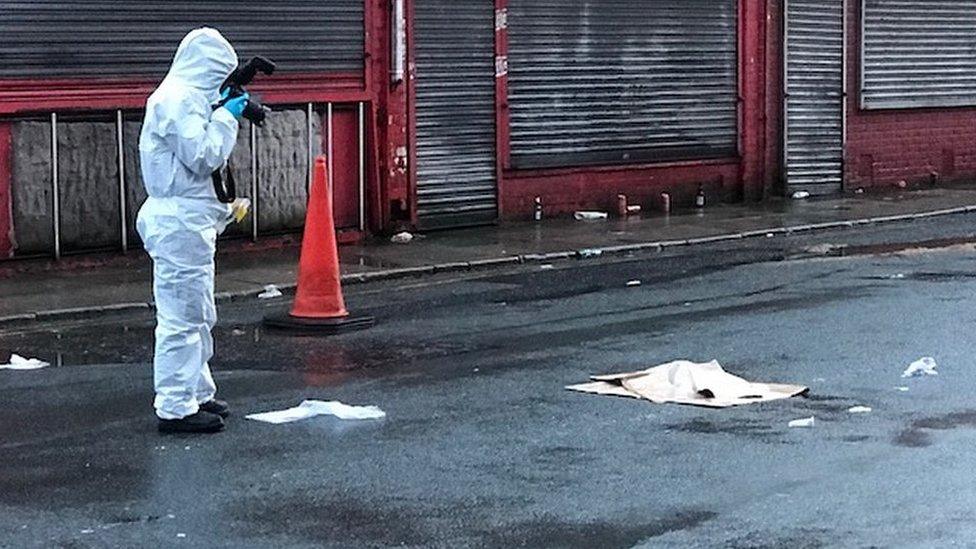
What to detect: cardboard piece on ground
<box><xmin>567</xmin><ymin>360</ymin><xmax>807</xmax><ymax>408</ymax></box>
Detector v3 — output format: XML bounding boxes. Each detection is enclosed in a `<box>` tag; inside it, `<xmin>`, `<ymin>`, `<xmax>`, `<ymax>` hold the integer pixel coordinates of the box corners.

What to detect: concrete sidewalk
<box><xmin>3</xmin><ymin>186</ymin><xmax>976</xmax><ymax>325</ymax></box>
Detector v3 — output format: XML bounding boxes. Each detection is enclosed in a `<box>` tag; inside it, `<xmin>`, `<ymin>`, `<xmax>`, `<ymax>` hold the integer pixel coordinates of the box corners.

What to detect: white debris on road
<box><xmin>902</xmin><ymin>357</ymin><xmax>938</xmax><ymax>378</ymax></box>
<box><xmin>848</xmin><ymin>406</ymin><xmax>873</xmax><ymax>414</ymax></box>
<box><xmin>574</xmin><ymin>211</ymin><xmax>609</xmax><ymax>221</ymax></box>
<box><xmin>791</xmin><ymin>191</ymin><xmax>811</xmax><ymax>199</ymax></box>
<box><xmin>804</xmin><ymin>243</ymin><xmax>841</xmax><ymax>255</ymax></box>
<box><xmin>578</xmin><ymin>249</ymin><xmax>603</xmax><ymax>259</ymax></box>
<box><xmin>246</xmin><ymin>400</ymin><xmax>386</xmax><ymax>424</ymax></box>
<box><xmin>788</xmin><ymin>417</ymin><xmax>816</xmax><ymax>428</ymax></box>
<box><xmin>895</xmin><ymin>386</ymin><xmax>910</xmax><ymax>392</ymax></box>
<box><xmin>0</xmin><ymin>354</ymin><xmax>50</xmax><ymax>371</ymax></box>
<box><xmin>257</xmin><ymin>285</ymin><xmax>283</xmax><ymax>299</ymax></box>
<box><xmin>626</xmin><ymin>280</ymin><xmax>642</xmax><ymax>287</ymax></box>
<box><xmin>390</xmin><ymin>231</ymin><xmax>415</xmax><ymax>244</ymax></box>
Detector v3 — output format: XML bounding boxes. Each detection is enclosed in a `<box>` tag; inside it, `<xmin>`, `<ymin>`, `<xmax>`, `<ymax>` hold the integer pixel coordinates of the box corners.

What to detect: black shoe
<box><xmin>199</xmin><ymin>399</ymin><xmax>230</xmax><ymax>419</ymax></box>
<box><xmin>158</xmin><ymin>411</ymin><xmax>225</xmax><ymax>434</ymax></box>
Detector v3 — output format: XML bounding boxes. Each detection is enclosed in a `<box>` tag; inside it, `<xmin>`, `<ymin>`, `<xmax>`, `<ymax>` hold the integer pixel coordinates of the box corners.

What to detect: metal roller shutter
<box><xmin>862</xmin><ymin>0</ymin><xmax>976</xmax><ymax>109</ymax></box>
<box><xmin>506</xmin><ymin>0</ymin><xmax>738</xmax><ymax>170</ymax></box>
<box><xmin>0</xmin><ymin>0</ymin><xmax>364</xmax><ymax>78</ymax></box>
<box><xmin>785</xmin><ymin>0</ymin><xmax>844</xmax><ymax>194</ymax></box>
<box><xmin>414</xmin><ymin>0</ymin><xmax>497</xmax><ymax>228</ymax></box>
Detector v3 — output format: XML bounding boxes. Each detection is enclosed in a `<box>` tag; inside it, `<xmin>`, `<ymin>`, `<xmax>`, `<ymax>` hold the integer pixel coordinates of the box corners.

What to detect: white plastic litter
<box><xmin>789</xmin><ymin>416</ymin><xmax>816</xmax><ymax>428</ymax></box>
<box><xmin>578</xmin><ymin>249</ymin><xmax>603</xmax><ymax>259</ymax></box>
<box><xmin>257</xmin><ymin>284</ymin><xmax>283</xmax><ymax>299</ymax></box>
<box><xmin>246</xmin><ymin>400</ymin><xmax>386</xmax><ymax>424</ymax></box>
<box><xmin>792</xmin><ymin>191</ymin><xmax>811</xmax><ymax>200</ymax></box>
<box><xmin>848</xmin><ymin>406</ymin><xmax>873</xmax><ymax>414</ymax></box>
<box><xmin>574</xmin><ymin>211</ymin><xmax>609</xmax><ymax>221</ymax></box>
<box><xmin>902</xmin><ymin>357</ymin><xmax>938</xmax><ymax>378</ymax></box>
<box><xmin>540</xmin><ymin>264</ymin><xmax>555</xmax><ymax>270</ymax></box>
<box><xmin>0</xmin><ymin>354</ymin><xmax>50</xmax><ymax>371</ymax></box>
<box><xmin>805</xmin><ymin>243</ymin><xmax>840</xmax><ymax>255</ymax></box>
<box><xmin>626</xmin><ymin>280</ymin><xmax>642</xmax><ymax>287</ymax></box>
<box><xmin>896</xmin><ymin>386</ymin><xmax>910</xmax><ymax>392</ymax></box>
<box><xmin>391</xmin><ymin>231</ymin><xmax>414</xmax><ymax>244</ymax></box>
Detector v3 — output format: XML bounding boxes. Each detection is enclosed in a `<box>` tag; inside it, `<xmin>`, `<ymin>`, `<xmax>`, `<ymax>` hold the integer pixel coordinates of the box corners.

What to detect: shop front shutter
<box><xmin>506</xmin><ymin>0</ymin><xmax>738</xmax><ymax>170</ymax></box>
<box><xmin>863</xmin><ymin>1</ymin><xmax>976</xmax><ymax>109</ymax></box>
<box><xmin>413</xmin><ymin>0</ymin><xmax>497</xmax><ymax>228</ymax></box>
<box><xmin>0</xmin><ymin>0</ymin><xmax>364</xmax><ymax>78</ymax></box>
<box><xmin>785</xmin><ymin>0</ymin><xmax>844</xmax><ymax>194</ymax></box>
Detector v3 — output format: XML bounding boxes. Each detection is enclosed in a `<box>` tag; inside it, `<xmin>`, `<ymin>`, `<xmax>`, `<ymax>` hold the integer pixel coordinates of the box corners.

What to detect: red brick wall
<box><xmin>844</xmin><ymin>1</ymin><xmax>976</xmax><ymax>190</ymax></box>
<box><xmin>499</xmin><ymin>161</ymin><xmax>742</xmax><ymax>220</ymax></box>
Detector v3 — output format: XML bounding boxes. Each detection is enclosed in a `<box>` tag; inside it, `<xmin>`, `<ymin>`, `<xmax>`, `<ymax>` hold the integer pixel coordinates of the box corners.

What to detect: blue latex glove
<box><xmin>222</xmin><ymin>92</ymin><xmax>250</xmax><ymax>119</ymax></box>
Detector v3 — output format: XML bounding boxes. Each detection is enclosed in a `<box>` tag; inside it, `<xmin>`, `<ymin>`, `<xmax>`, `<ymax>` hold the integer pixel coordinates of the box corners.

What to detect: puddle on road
<box><xmin>893</xmin><ymin>410</ymin><xmax>976</xmax><ymax>448</ymax></box>
<box><xmin>809</xmin><ymin>236</ymin><xmax>976</xmax><ymax>259</ymax></box>
<box><xmin>0</xmin><ymin>320</ymin><xmax>474</xmax><ymax>385</ymax></box>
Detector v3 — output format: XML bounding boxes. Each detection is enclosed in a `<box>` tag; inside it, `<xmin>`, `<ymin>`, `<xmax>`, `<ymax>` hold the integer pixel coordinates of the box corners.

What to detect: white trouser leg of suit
<box><xmin>139</xmin><ymin>203</ymin><xmax>219</xmax><ymax>420</ymax></box>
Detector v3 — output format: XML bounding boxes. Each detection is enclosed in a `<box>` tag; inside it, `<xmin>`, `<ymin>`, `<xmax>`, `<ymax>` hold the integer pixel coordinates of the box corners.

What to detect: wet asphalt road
<box><xmin>5</xmin><ymin>216</ymin><xmax>976</xmax><ymax>548</ymax></box>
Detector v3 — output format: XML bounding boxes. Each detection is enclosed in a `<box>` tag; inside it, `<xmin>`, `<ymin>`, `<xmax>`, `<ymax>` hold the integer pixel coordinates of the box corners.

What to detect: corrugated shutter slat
<box><xmin>0</xmin><ymin>0</ymin><xmax>364</xmax><ymax>78</ymax></box>
<box><xmin>863</xmin><ymin>0</ymin><xmax>976</xmax><ymax>109</ymax></box>
<box><xmin>507</xmin><ymin>0</ymin><xmax>738</xmax><ymax>169</ymax></box>
<box><xmin>785</xmin><ymin>0</ymin><xmax>844</xmax><ymax>194</ymax></box>
<box><xmin>414</xmin><ymin>1</ymin><xmax>497</xmax><ymax>229</ymax></box>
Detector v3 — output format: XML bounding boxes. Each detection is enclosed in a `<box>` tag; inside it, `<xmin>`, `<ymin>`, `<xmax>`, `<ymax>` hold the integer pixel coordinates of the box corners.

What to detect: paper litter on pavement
<box><xmin>245</xmin><ymin>400</ymin><xmax>386</xmax><ymax>424</ymax></box>
<box><xmin>902</xmin><ymin>357</ymin><xmax>938</xmax><ymax>378</ymax></box>
<box><xmin>788</xmin><ymin>417</ymin><xmax>816</xmax><ymax>428</ymax></box>
<box><xmin>574</xmin><ymin>211</ymin><xmax>609</xmax><ymax>221</ymax></box>
<box><xmin>0</xmin><ymin>354</ymin><xmax>50</xmax><ymax>371</ymax></box>
<box><xmin>848</xmin><ymin>406</ymin><xmax>873</xmax><ymax>414</ymax></box>
<box><xmin>257</xmin><ymin>284</ymin><xmax>283</xmax><ymax>299</ymax></box>
<box><xmin>566</xmin><ymin>360</ymin><xmax>807</xmax><ymax>408</ymax></box>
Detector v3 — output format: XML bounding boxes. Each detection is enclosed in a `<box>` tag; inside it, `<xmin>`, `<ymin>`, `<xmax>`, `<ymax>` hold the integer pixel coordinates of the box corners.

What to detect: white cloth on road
<box><xmin>246</xmin><ymin>400</ymin><xmax>387</xmax><ymax>424</ymax></box>
<box><xmin>136</xmin><ymin>28</ymin><xmax>239</xmax><ymax>420</ymax></box>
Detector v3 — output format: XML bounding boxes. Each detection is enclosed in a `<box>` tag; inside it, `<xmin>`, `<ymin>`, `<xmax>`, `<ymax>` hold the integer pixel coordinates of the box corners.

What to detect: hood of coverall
<box><xmin>163</xmin><ymin>28</ymin><xmax>238</xmax><ymax>101</ymax></box>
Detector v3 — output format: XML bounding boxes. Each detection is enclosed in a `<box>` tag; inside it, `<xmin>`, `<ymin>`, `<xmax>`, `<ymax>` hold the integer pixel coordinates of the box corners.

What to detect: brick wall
<box><xmin>844</xmin><ymin>0</ymin><xmax>976</xmax><ymax>190</ymax></box>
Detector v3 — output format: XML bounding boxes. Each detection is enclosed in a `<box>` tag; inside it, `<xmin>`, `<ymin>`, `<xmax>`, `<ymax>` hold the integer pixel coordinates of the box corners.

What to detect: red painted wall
<box><xmin>371</xmin><ymin>0</ymin><xmax>409</xmax><ymax>232</ymax></box>
<box><xmin>764</xmin><ymin>0</ymin><xmax>784</xmax><ymax>197</ymax></box>
<box><xmin>329</xmin><ymin>106</ymin><xmax>363</xmax><ymax>230</ymax></box>
<box><xmin>0</xmin><ymin>123</ymin><xmax>11</xmax><ymax>258</ymax></box>
<box><xmin>844</xmin><ymin>1</ymin><xmax>976</xmax><ymax>190</ymax></box>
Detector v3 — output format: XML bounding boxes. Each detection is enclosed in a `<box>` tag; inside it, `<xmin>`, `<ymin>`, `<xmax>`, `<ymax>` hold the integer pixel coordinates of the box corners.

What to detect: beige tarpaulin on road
<box><xmin>567</xmin><ymin>360</ymin><xmax>807</xmax><ymax>408</ymax></box>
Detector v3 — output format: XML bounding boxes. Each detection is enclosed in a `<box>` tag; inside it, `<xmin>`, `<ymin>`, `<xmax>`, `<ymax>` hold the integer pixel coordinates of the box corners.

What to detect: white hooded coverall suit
<box><xmin>136</xmin><ymin>28</ymin><xmax>239</xmax><ymax>420</ymax></box>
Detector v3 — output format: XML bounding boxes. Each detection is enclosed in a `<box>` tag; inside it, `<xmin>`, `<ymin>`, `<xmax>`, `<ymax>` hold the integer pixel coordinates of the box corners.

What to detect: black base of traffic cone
<box><xmin>264</xmin><ymin>311</ymin><xmax>375</xmax><ymax>335</ymax></box>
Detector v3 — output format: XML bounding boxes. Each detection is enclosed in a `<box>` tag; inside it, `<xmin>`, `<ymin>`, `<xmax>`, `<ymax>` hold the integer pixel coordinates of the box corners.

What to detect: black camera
<box><xmin>211</xmin><ymin>56</ymin><xmax>276</xmax><ymax>203</ymax></box>
<box><xmin>216</xmin><ymin>56</ymin><xmax>276</xmax><ymax>126</ymax></box>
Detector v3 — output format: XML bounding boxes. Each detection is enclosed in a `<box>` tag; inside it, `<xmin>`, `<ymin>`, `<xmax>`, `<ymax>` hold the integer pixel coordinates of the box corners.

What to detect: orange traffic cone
<box><xmin>264</xmin><ymin>155</ymin><xmax>374</xmax><ymax>334</ymax></box>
